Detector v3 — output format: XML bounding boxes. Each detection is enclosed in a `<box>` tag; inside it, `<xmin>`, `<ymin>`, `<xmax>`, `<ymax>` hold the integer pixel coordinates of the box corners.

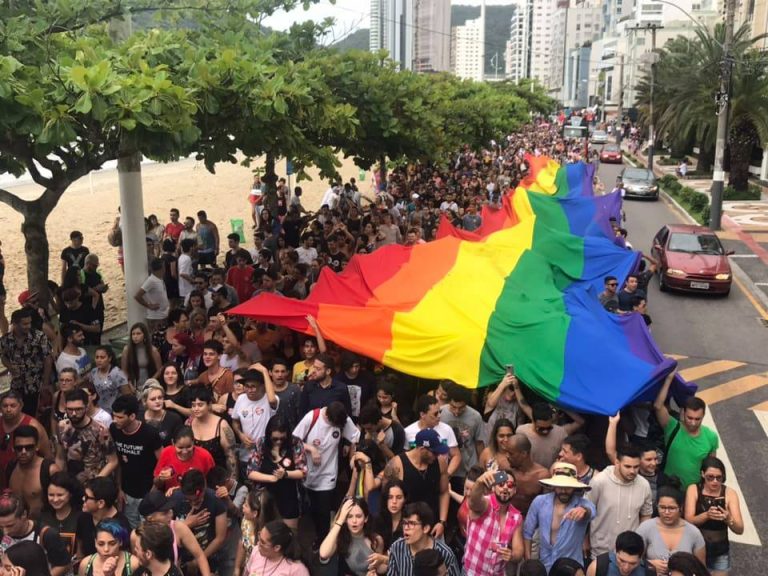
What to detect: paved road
<box><xmin>598</xmin><ymin>158</ymin><xmax>768</xmax><ymax>572</ymax></box>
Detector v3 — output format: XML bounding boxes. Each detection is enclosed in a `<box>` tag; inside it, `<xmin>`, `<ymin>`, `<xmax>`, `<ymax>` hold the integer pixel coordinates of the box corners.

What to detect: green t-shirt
<box><xmin>663</xmin><ymin>418</ymin><xmax>719</xmax><ymax>487</ymax></box>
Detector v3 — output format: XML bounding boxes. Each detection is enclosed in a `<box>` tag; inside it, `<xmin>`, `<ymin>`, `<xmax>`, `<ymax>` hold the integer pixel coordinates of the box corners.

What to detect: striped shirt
<box><xmin>387</xmin><ymin>537</ymin><xmax>460</xmax><ymax>576</ymax></box>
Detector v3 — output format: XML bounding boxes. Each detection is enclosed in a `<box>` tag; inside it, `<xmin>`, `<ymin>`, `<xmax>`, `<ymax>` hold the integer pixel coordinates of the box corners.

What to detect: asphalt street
<box><xmin>597</xmin><ymin>157</ymin><xmax>768</xmax><ymax>572</ymax></box>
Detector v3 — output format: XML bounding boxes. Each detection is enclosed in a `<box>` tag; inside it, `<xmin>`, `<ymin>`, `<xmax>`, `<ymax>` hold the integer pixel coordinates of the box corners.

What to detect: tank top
<box><xmin>344</xmin><ymin>534</ymin><xmax>374</xmax><ymax>576</ymax></box>
<box><xmin>695</xmin><ymin>484</ymin><xmax>729</xmax><ymax>557</ymax></box>
<box><xmin>53</xmin><ymin>391</ymin><xmax>68</xmax><ymax>423</ymax></box>
<box><xmin>193</xmin><ymin>418</ymin><xmax>227</xmax><ymax>469</ymax></box>
<box><xmin>400</xmin><ymin>454</ymin><xmax>441</xmax><ymax>515</ymax></box>
<box><xmin>85</xmin><ymin>552</ymin><xmax>133</xmax><ymax>576</ymax></box>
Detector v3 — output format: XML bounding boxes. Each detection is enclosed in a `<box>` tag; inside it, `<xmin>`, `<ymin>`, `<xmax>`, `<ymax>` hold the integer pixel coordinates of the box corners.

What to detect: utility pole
<box><xmin>710</xmin><ymin>0</ymin><xmax>737</xmax><ymax>230</ymax></box>
<box><xmin>618</xmin><ymin>54</ymin><xmax>625</xmax><ymax>119</ymax></box>
<box><xmin>628</xmin><ymin>23</ymin><xmax>663</xmax><ymax>172</ymax></box>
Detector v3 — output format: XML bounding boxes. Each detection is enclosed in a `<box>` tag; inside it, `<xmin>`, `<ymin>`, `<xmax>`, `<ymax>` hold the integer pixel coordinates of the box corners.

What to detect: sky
<box><xmin>263</xmin><ymin>0</ymin><xmax>514</xmax><ymax>45</ymax></box>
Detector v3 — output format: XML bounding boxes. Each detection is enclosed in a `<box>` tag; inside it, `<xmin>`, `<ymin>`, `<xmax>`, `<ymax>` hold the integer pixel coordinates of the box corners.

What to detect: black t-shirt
<box><xmin>144</xmin><ymin>410</ymin><xmax>184</xmax><ymax>446</ymax></box>
<box><xmin>59</xmin><ymin>300</ymin><xmax>101</xmax><ymax>345</ymax></box>
<box><xmin>39</xmin><ymin>507</ymin><xmax>81</xmax><ymax>557</ymax></box>
<box><xmin>162</xmin><ymin>253</ymin><xmax>180</xmax><ymax>299</ymax></box>
<box><xmin>61</xmin><ymin>246</ymin><xmax>89</xmax><ymax>270</ymax></box>
<box><xmin>76</xmin><ymin>511</ymin><xmax>131</xmax><ymax>556</ymax></box>
<box><xmin>135</xmin><ymin>565</ymin><xmax>183</xmax><ymax>576</ymax></box>
<box><xmin>327</xmin><ymin>251</ymin><xmax>347</xmax><ymax>272</ymax></box>
<box><xmin>110</xmin><ymin>422</ymin><xmax>162</xmax><ymax>497</ymax></box>
<box><xmin>169</xmin><ymin>488</ymin><xmax>226</xmax><ymax>559</ymax></box>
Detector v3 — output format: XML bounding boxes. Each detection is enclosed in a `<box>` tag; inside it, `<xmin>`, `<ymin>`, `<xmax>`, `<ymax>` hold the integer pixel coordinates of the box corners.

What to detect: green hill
<box><xmin>332</xmin><ymin>28</ymin><xmax>370</xmax><ymax>52</ymax></box>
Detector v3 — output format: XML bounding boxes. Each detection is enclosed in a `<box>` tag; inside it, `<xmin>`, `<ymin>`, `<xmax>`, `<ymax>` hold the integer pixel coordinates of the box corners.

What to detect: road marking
<box><xmin>704</xmin><ymin>410</ymin><xmax>761</xmax><ymax>545</ymax></box>
<box><xmin>697</xmin><ymin>372</ymin><xmax>768</xmax><ymax>405</ymax></box>
<box><xmin>730</xmin><ymin>254</ymin><xmax>759</xmax><ymax>258</ymax></box>
<box><xmin>732</xmin><ymin>274</ymin><xmax>768</xmax><ymax>321</ymax></box>
<box><xmin>678</xmin><ymin>360</ymin><xmax>746</xmax><ymax>382</ymax></box>
<box><xmin>665</xmin><ymin>354</ymin><xmax>689</xmax><ymax>360</ymax></box>
<box><xmin>749</xmin><ymin>400</ymin><xmax>768</xmax><ymax>411</ymax></box>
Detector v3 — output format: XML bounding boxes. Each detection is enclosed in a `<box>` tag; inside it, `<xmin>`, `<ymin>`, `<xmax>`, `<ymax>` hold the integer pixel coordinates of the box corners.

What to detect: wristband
<box><xmin>335</xmin><ymin>522</ymin><xmax>344</xmax><ymax>527</ymax></box>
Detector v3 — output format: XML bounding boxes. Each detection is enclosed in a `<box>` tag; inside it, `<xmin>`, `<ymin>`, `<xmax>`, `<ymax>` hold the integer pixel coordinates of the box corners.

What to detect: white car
<box><xmin>591</xmin><ymin>130</ymin><xmax>609</xmax><ymax>144</ymax></box>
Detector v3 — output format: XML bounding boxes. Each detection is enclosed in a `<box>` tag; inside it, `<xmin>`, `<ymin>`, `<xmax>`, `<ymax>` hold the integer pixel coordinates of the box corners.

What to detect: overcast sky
<box><xmin>263</xmin><ymin>0</ymin><xmax>514</xmax><ymax>44</ymax></box>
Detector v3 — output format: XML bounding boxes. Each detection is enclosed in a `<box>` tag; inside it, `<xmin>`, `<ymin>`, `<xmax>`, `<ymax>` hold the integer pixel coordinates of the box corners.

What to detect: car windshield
<box><xmin>593</xmin><ymin>131</ymin><xmax>606</xmax><ymax>137</ymax></box>
<box><xmin>623</xmin><ymin>169</ymin><xmax>652</xmax><ymax>181</ymax></box>
<box><xmin>604</xmin><ymin>145</ymin><xmax>619</xmax><ymax>152</ymax></box>
<box><xmin>668</xmin><ymin>233</ymin><xmax>723</xmax><ymax>255</ymax></box>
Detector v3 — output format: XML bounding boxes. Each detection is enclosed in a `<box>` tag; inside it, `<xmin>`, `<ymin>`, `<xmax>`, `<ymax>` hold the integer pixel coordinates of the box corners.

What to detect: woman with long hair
<box><xmin>243</xmin><ymin>520</ymin><xmax>308</xmax><ymax>576</ymax></box>
<box><xmin>159</xmin><ymin>363</ymin><xmax>191</xmax><ymax>419</ymax></box>
<box><xmin>39</xmin><ymin>471</ymin><xmax>83</xmax><ymax>560</ymax></box>
<box><xmin>78</xmin><ymin>519</ymin><xmax>139</xmax><ymax>576</ymax></box>
<box><xmin>121</xmin><ymin>323</ymin><xmax>162</xmax><ymax>394</ymax></box>
<box><xmin>247</xmin><ymin>416</ymin><xmax>307</xmax><ymax>530</ymax></box>
<box><xmin>141</xmin><ymin>380</ymin><xmax>183</xmax><ymax>446</ymax></box>
<box><xmin>637</xmin><ymin>480</ymin><xmax>706</xmax><ymax>575</ymax></box>
<box><xmin>89</xmin><ymin>346</ymin><xmax>131</xmax><ymax>413</ymax></box>
<box><xmin>684</xmin><ymin>457</ymin><xmax>743</xmax><ymax>576</ymax></box>
<box><xmin>667</xmin><ymin>551</ymin><xmax>712</xmax><ymax>576</ymax></box>
<box><xmin>374</xmin><ymin>480</ymin><xmax>407</xmax><ymax>549</ymax></box>
<box><xmin>479</xmin><ymin>418</ymin><xmax>516</xmax><ymax>470</ymax></box>
<box><xmin>233</xmin><ymin>489</ymin><xmax>280</xmax><ymax>576</ymax></box>
<box><xmin>2</xmin><ymin>541</ymin><xmax>51</xmax><ymax>576</ymax></box>
<box><xmin>158</xmin><ymin>309</ymin><xmax>190</xmax><ymax>365</ymax></box>
<box><xmin>318</xmin><ymin>497</ymin><xmax>384</xmax><ymax>576</ymax></box>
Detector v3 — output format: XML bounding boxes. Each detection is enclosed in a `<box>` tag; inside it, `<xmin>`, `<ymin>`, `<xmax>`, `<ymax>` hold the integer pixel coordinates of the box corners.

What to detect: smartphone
<box><xmin>505</xmin><ymin>364</ymin><xmax>515</xmax><ymax>377</ymax></box>
<box><xmin>494</xmin><ymin>470</ymin><xmax>509</xmax><ymax>485</ymax></box>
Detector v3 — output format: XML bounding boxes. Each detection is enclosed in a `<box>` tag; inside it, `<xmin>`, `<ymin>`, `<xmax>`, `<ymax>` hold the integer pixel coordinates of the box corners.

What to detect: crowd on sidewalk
<box><xmin>0</xmin><ymin>119</ymin><xmax>742</xmax><ymax>576</ymax></box>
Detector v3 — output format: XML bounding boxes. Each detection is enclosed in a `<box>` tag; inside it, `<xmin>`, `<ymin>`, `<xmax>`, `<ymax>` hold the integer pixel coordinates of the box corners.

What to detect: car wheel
<box><xmin>658</xmin><ymin>269</ymin><xmax>668</xmax><ymax>292</ymax></box>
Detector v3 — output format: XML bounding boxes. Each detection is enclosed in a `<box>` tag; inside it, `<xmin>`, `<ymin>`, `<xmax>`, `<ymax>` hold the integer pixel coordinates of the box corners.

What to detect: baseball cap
<box><xmin>139</xmin><ymin>490</ymin><xmax>174</xmax><ymax>517</ymax></box>
<box><xmin>415</xmin><ymin>428</ymin><xmax>449</xmax><ymax>455</ymax></box>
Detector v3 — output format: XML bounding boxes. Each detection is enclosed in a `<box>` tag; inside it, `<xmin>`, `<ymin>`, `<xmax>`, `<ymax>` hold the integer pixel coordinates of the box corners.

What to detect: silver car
<box><xmin>620</xmin><ymin>167</ymin><xmax>659</xmax><ymax>200</ymax></box>
<box><xmin>591</xmin><ymin>130</ymin><xmax>608</xmax><ymax>144</ymax></box>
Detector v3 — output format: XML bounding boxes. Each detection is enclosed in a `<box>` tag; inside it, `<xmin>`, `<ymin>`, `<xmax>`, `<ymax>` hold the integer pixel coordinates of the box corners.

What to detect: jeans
<box><xmin>306</xmin><ymin>488</ymin><xmax>335</xmax><ymax>546</ymax></box>
<box><xmin>123</xmin><ymin>493</ymin><xmax>143</xmax><ymax>529</ymax></box>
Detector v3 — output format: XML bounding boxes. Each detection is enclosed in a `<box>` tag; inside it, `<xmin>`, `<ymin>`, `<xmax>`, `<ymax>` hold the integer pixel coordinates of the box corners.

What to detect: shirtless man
<box><xmin>7</xmin><ymin>425</ymin><xmax>60</xmax><ymax>518</ymax></box>
<box><xmin>505</xmin><ymin>434</ymin><xmax>550</xmax><ymax>515</ymax></box>
<box><xmin>0</xmin><ymin>391</ymin><xmax>52</xmax><ymax>478</ymax></box>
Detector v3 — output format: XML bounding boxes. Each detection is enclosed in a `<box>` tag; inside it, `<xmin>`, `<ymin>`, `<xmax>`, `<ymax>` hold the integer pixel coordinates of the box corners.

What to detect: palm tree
<box><xmin>635</xmin><ymin>23</ymin><xmax>768</xmax><ymax>189</ymax></box>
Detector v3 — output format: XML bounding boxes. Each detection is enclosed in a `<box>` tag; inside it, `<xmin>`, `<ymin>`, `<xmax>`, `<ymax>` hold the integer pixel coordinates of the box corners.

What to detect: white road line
<box><xmin>729</xmin><ymin>254</ymin><xmax>760</xmax><ymax>258</ymax></box>
<box><xmin>704</xmin><ymin>411</ymin><xmax>761</xmax><ymax>546</ymax></box>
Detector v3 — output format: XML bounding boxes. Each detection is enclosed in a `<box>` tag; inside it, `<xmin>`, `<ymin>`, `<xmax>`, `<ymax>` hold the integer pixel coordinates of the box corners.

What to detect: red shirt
<box><xmin>154</xmin><ymin>445</ymin><xmax>215</xmax><ymax>490</ymax></box>
<box><xmin>226</xmin><ymin>265</ymin><xmax>256</xmax><ymax>304</ymax></box>
<box><xmin>165</xmin><ymin>222</ymin><xmax>185</xmax><ymax>242</ymax></box>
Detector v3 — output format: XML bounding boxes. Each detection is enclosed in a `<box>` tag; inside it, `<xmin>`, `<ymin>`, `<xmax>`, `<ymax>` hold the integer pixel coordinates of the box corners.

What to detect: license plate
<box><xmin>690</xmin><ymin>281</ymin><xmax>710</xmax><ymax>289</ymax></box>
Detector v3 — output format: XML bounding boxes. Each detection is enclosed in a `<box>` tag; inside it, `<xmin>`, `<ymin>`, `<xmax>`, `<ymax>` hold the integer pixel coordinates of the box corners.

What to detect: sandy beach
<box><xmin>0</xmin><ymin>155</ymin><xmax>364</xmax><ymax>328</ymax></box>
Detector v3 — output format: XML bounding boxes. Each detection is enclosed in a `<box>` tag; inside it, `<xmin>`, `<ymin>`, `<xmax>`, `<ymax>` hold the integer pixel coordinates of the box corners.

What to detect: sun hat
<box><xmin>540</xmin><ymin>462</ymin><xmax>591</xmax><ymax>490</ymax></box>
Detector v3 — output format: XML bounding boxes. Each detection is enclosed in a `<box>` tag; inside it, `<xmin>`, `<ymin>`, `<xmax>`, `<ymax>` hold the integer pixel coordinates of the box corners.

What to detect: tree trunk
<box><xmin>378</xmin><ymin>154</ymin><xmax>387</xmax><ymax>192</ymax></box>
<box><xmin>697</xmin><ymin>142</ymin><xmax>714</xmax><ymax>173</ymax></box>
<box><xmin>262</xmin><ymin>153</ymin><xmax>278</xmax><ymax>216</ymax></box>
<box><xmin>728</xmin><ymin>119</ymin><xmax>758</xmax><ymax>191</ymax></box>
<box><xmin>21</xmin><ymin>203</ymin><xmax>52</xmax><ymax>308</ymax></box>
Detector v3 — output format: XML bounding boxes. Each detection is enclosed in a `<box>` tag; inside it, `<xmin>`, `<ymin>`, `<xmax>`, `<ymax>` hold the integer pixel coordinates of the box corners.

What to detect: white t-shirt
<box><xmin>220</xmin><ymin>354</ymin><xmax>241</xmax><ymax>372</ymax></box>
<box><xmin>55</xmin><ymin>348</ymin><xmax>91</xmax><ymax>378</ymax></box>
<box><xmin>232</xmin><ymin>394</ymin><xmax>278</xmax><ymax>461</ymax></box>
<box><xmin>93</xmin><ymin>408</ymin><xmax>113</xmax><ymax>429</ymax></box>
<box><xmin>320</xmin><ymin>187</ymin><xmax>339</xmax><ymax>210</ymax></box>
<box><xmin>141</xmin><ymin>274</ymin><xmax>169</xmax><ymax>320</ymax></box>
<box><xmin>403</xmin><ymin>421</ymin><xmax>459</xmax><ymax>451</ymax></box>
<box><xmin>293</xmin><ymin>408</ymin><xmax>360</xmax><ymax>491</ymax></box>
<box><xmin>296</xmin><ymin>246</ymin><xmax>318</xmax><ymax>265</ymax></box>
<box><xmin>178</xmin><ymin>254</ymin><xmax>194</xmax><ymax>298</ymax></box>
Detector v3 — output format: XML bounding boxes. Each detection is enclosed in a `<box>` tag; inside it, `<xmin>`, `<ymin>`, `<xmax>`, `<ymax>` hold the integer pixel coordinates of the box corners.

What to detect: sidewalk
<box><xmin>626</xmin><ymin>145</ymin><xmax>768</xmax><ymax>312</ymax></box>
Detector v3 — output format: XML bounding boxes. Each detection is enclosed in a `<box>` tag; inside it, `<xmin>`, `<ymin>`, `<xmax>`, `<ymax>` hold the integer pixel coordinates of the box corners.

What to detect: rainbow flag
<box><xmin>231</xmin><ymin>159</ymin><xmax>686</xmax><ymax>414</ymax></box>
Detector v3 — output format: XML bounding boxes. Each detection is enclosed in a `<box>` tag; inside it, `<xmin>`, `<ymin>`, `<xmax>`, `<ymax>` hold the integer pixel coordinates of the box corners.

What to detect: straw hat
<box><xmin>540</xmin><ymin>462</ymin><xmax>591</xmax><ymax>490</ymax></box>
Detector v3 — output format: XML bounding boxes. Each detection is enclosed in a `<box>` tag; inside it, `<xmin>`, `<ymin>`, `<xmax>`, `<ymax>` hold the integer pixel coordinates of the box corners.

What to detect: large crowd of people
<box><xmin>0</xmin><ymin>119</ymin><xmax>741</xmax><ymax>576</ymax></box>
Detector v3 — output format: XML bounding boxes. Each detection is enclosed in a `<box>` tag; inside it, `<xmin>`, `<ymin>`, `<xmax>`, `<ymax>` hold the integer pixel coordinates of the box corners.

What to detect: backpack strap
<box><xmin>595</xmin><ymin>552</ymin><xmax>609</xmax><ymax>576</ymax></box>
<box><xmin>662</xmin><ymin>420</ymin><xmax>682</xmax><ymax>468</ymax></box>
<box><xmin>302</xmin><ymin>408</ymin><xmax>322</xmax><ymax>442</ymax></box>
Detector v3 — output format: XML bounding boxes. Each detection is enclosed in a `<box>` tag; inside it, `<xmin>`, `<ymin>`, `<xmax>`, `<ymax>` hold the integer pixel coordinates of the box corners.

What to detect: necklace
<box><xmin>261</xmin><ymin>555</ymin><xmax>285</xmax><ymax>576</ymax></box>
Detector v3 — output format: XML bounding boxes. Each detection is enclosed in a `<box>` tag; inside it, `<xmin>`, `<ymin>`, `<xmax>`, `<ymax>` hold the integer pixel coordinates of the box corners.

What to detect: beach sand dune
<box><xmin>0</xmin><ymin>155</ymin><xmax>365</xmax><ymax>328</ymax></box>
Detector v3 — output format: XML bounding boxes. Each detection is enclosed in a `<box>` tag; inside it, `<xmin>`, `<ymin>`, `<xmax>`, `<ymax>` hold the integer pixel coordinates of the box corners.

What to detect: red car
<box><xmin>651</xmin><ymin>224</ymin><xmax>734</xmax><ymax>295</ymax></box>
<box><xmin>600</xmin><ymin>144</ymin><xmax>623</xmax><ymax>164</ymax></box>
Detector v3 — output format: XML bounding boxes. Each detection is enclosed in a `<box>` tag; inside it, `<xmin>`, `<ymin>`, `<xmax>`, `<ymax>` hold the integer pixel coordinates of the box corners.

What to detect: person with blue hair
<box><xmin>78</xmin><ymin>519</ymin><xmax>139</xmax><ymax>576</ymax></box>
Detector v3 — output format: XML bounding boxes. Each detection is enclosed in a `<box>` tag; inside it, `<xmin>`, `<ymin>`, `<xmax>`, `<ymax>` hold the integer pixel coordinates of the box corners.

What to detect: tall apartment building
<box><xmin>602</xmin><ymin>0</ymin><xmax>636</xmax><ymax>35</ymax></box>
<box><xmin>370</xmin><ymin>0</ymin><xmax>414</xmax><ymax>70</ymax></box>
<box><xmin>452</xmin><ymin>17</ymin><xmax>484</xmax><ymax>80</ymax></box>
<box><xmin>529</xmin><ymin>0</ymin><xmax>559</xmax><ymax>85</ymax></box>
<box><xmin>505</xmin><ymin>0</ymin><xmax>532</xmax><ymax>81</ymax></box>
<box><xmin>737</xmin><ymin>0</ymin><xmax>768</xmax><ymax>48</ymax></box>
<box><xmin>413</xmin><ymin>0</ymin><xmax>452</xmax><ymax>73</ymax></box>
<box><xmin>549</xmin><ymin>0</ymin><xmax>603</xmax><ymax>93</ymax></box>
<box><xmin>505</xmin><ymin>0</ymin><xmax>556</xmax><ymax>84</ymax></box>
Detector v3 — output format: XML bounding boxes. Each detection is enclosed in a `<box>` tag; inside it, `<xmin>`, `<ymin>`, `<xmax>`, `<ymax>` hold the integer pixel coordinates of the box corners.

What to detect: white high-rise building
<box><xmin>529</xmin><ymin>0</ymin><xmax>558</xmax><ymax>85</ymax></box>
<box><xmin>369</xmin><ymin>0</ymin><xmax>414</xmax><ymax>70</ymax></box>
<box><xmin>506</xmin><ymin>0</ymin><xmax>532</xmax><ymax>81</ymax></box>
<box><xmin>453</xmin><ymin>17</ymin><xmax>483</xmax><ymax>81</ymax></box>
<box><xmin>549</xmin><ymin>1</ymin><xmax>603</xmax><ymax>93</ymax></box>
<box><xmin>505</xmin><ymin>0</ymin><xmax>558</xmax><ymax>84</ymax></box>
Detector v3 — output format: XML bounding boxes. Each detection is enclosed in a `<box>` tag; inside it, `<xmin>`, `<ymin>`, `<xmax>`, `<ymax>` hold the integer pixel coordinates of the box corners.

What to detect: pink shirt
<box><xmin>463</xmin><ymin>494</ymin><xmax>523</xmax><ymax>576</ymax></box>
<box><xmin>244</xmin><ymin>548</ymin><xmax>310</xmax><ymax>576</ymax></box>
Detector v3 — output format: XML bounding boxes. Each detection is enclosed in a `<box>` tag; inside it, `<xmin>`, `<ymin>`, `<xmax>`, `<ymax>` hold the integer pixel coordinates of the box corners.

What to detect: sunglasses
<box><xmin>607</xmin><ymin>282</ymin><xmax>618</xmax><ymax>287</ymax></box>
<box><xmin>704</xmin><ymin>474</ymin><xmax>724</xmax><ymax>482</ymax></box>
<box><xmin>13</xmin><ymin>444</ymin><xmax>35</xmax><ymax>453</ymax></box>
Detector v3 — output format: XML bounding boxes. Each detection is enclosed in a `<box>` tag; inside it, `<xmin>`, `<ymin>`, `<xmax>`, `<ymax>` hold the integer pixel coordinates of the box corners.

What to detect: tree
<box><xmin>0</xmin><ymin>0</ymin><xmax>324</xmax><ymax>303</ymax></box>
<box><xmin>635</xmin><ymin>23</ymin><xmax>768</xmax><ymax>188</ymax></box>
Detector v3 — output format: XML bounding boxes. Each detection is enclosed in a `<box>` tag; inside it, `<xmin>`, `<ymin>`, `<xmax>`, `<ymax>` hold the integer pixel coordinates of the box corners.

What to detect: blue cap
<box><xmin>415</xmin><ymin>428</ymin><xmax>449</xmax><ymax>455</ymax></box>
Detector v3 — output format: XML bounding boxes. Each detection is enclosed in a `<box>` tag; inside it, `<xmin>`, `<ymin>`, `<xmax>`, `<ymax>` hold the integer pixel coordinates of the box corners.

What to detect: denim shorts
<box><xmin>707</xmin><ymin>553</ymin><xmax>731</xmax><ymax>572</ymax></box>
